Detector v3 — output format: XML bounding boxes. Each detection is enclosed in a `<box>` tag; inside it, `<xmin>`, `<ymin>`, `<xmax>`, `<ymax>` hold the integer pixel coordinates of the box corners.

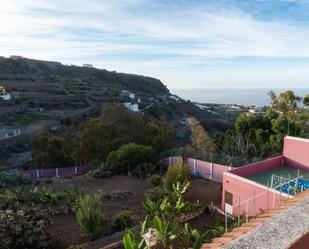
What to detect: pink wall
<box><xmin>212</xmin><ymin>163</ymin><xmax>232</xmax><ymax>182</ymax></box>
<box><xmin>161</xmin><ymin>156</ymin><xmax>232</xmax><ymax>183</ymax></box>
<box><xmin>24</xmin><ymin>165</ymin><xmax>91</xmax><ymax>179</ymax></box>
<box><xmin>229</xmin><ymin>156</ymin><xmax>283</xmax><ymax>177</ymax></box>
<box><xmin>185</xmin><ymin>158</ymin><xmax>232</xmax><ymax>182</ymax></box>
<box><xmin>186</xmin><ymin>158</ymin><xmax>196</xmax><ymax>175</ymax></box>
<box><xmin>283</xmin><ymin>136</ymin><xmax>309</xmax><ymax>169</ymax></box>
<box><xmin>222</xmin><ymin>172</ymin><xmax>289</xmax><ymax>216</ymax></box>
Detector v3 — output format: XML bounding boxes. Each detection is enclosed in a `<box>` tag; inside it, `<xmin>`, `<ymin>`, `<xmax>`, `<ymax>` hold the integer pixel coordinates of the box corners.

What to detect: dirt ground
<box><xmin>185</xmin><ymin>178</ymin><xmax>223</xmax><ymax>207</ymax></box>
<box><xmin>24</xmin><ymin>175</ymin><xmax>222</xmax><ymax>248</ymax></box>
<box><xmin>47</xmin><ymin>175</ymin><xmax>150</xmax><ymax>248</ymax></box>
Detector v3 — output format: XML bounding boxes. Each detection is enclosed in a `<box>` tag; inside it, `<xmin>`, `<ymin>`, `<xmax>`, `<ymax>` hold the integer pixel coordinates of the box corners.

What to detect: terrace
<box><xmin>222</xmin><ymin>136</ymin><xmax>309</xmax><ymax>217</ymax></box>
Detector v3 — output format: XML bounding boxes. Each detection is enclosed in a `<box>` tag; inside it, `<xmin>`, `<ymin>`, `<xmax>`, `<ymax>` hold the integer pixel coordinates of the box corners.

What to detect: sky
<box><xmin>0</xmin><ymin>0</ymin><xmax>309</xmax><ymax>89</ymax></box>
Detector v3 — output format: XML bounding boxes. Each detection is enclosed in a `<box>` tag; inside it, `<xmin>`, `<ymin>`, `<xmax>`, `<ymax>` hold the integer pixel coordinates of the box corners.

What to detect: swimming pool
<box><xmin>246</xmin><ymin>166</ymin><xmax>309</xmax><ymax>187</ymax></box>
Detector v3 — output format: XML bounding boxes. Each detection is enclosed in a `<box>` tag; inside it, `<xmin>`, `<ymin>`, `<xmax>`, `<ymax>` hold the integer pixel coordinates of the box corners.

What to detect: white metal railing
<box><xmin>224</xmin><ymin>175</ymin><xmax>304</xmax><ymax>232</ymax></box>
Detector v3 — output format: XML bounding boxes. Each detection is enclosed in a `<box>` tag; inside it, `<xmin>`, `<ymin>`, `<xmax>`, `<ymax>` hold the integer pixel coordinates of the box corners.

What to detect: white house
<box><xmin>168</xmin><ymin>95</ymin><xmax>180</xmax><ymax>101</ymax></box>
<box><xmin>83</xmin><ymin>64</ymin><xmax>93</xmax><ymax>68</ymax></box>
<box><xmin>0</xmin><ymin>86</ymin><xmax>11</xmax><ymax>100</ymax></box>
<box><xmin>0</xmin><ymin>127</ymin><xmax>22</xmax><ymax>140</ymax></box>
<box><xmin>123</xmin><ymin>102</ymin><xmax>139</xmax><ymax>112</ymax></box>
<box><xmin>120</xmin><ymin>90</ymin><xmax>135</xmax><ymax>100</ymax></box>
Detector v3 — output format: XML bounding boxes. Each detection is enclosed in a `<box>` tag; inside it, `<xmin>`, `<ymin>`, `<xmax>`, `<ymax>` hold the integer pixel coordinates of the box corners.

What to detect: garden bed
<box><xmin>1</xmin><ymin>175</ymin><xmax>223</xmax><ymax>249</ymax></box>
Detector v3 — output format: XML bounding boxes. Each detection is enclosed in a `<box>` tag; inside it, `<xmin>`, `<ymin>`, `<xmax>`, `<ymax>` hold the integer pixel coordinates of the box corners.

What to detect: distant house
<box><xmin>248</xmin><ymin>106</ymin><xmax>263</xmax><ymax>114</ymax></box>
<box><xmin>120</xmin><ymin>90</ymin><xmax>135</xmax><ymax>100</ymax></box>
<box><xmin>9</xmin><ymin>55</ymin><xmax>23</xmax><ymax>60</ymax></box>
<box><xmin>0</xmin><ymin>86</ymin><xmax>6</xmax><ymax>95</ymax></box>
<box><xmin>0</xmin><ymin>86</ymin><xmax>11</xmax><ymax>100</ymax></box>
<box><xmin>168</xmin><ymin>95</ymin><xmax>180</xmax><ymax>101</ymax></box>
<box><xmin>123</xmin><ymin>102</ymin><xmax>139</xmax><ymax>112</ymax></box>
<box><xmin>83</xmin><ymin>64</ymin><xmax>93</xmax><ymax>68</ymax></box>
<box><xmin>0</xmin><ymin>127</ymin><xmax>22</xmax><ymax>140</ymax></box>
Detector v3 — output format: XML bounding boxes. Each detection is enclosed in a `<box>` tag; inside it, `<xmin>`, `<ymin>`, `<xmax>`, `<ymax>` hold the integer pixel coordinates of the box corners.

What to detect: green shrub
<box><xmin>111</xmin><ymin>211</ymin><xmax>135</xmax><ymax>231</ymax></box>
<box><xmin>145</xmin><ymin>186</ymin><xmax>167</xmax><ymax>203</ymax></box>
<box><xmin>65</xmin><ymin>185</ymin><xmax>85</xmax><ymax>212</ymax></box>
<box><xmin>106</xmin><ymin>143</ymin><xmax>157</xmax><ymax>176</ymax></box>
<box><xmin>27</xmin><ymin>188</ymin><xmax>60</xmax><ymax>206</ymax></box>
<box><xmin>91</xmin><ymin>164</ymin><xmax>112</xmax><ymax>178</ymax></box>
<box><xmin>148</xmin><ymin>174</ymin><xmax>162</xmax><ymax>187</ymax></box>
<box><xmin>76</xmin><ymin>194</ymin><xmax>108</xmax><ymax>240</ymax></box>
<box><xmin>163</xmin><ymin>163</ymin><xmax>190</xmax><ymax>190</ymax></box>
<box><xmin>0</xmin><ymin>169</ymin><xmax>32</xmax><ymax>188</ymax></box>
<box><xmin>0</xmin><ymin>190</ymin><xmax>20</xmax><ymax>209</ymax></box>
<box><xmin>0</xmin><ymin>206</ymin><xmax>50</xmax><ymax>249</ymax></box>
<box><xmin>40</xmin><ymin>189</ymin><xmax>60</xmax><ymax>206</ymax></box>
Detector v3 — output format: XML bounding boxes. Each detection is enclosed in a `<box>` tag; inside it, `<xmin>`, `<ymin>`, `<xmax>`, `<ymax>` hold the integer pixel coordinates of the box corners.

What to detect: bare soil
<box><xmin>27</xmin><ymin>175</ymin><xmax>222</xmax><ymax>249</ymax></box>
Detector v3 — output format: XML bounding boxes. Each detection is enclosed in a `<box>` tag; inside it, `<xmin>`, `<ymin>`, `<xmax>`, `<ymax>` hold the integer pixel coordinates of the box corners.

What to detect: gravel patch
<box><xmin>222</xmin><ymin>196</ymin><xmax>309</xmax><ymax>249</ymax></box>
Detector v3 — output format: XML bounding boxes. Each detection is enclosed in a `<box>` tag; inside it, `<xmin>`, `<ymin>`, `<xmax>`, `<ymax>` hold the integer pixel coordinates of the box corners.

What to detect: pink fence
<box><xmin>161</xmin><ymin>156</ymin><xmax>232</xmax><ymax>183</ymax></box>
<box><xmin>23</xmin><ymin>165</ymin><xmax>91</xmax><ymax>179</ymax></box>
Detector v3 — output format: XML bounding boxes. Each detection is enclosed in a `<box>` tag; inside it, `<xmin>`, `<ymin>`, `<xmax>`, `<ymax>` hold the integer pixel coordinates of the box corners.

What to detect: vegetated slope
<box><xmin>0</xmin><ymin>56</ymin><xmax>169</xmax><ymax>95</ymax></box>
<box><xmin>0</xmin><ymin>56</ymin><xmax>170</xmax><ymax>127</ymax></box>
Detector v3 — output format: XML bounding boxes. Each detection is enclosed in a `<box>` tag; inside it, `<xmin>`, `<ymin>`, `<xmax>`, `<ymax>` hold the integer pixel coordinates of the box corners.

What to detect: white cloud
<box><xmin>0</xmin><ymin>0</ymin><xmax>309</xmax><ymax>88</ymax></box>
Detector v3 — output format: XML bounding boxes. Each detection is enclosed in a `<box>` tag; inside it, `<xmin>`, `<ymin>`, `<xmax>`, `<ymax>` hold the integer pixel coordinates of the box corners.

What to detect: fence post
<box><xmin>210</xmin><ymin>162</ymin><xmax>214</xmax><ymax>180</ymax></box>
<box><xmin>253</xmin><ymin>190</ymin><xmax>256</xmax><ymax>219</ymax></box>
<box><xmin>279</xmin><ymin>176</ymin><xmax>282</xmax><ymax>203</ymax></box>
<box><xmin>36</xmin><ymin>169</ymin><xmax>40</xmax><ymax>179</ymax></box>
<box><xmin>237</xmin><ymin>195</ymin><xmax>240</xmax><ymax>227</ymax></box>
<box><xmin>194</xmin><ymin>159</ymin><xmax>197</xmax><ymax>175</ymax></box>
<box><xmin>267</xmin><ymin>182</ymin><xmax>269</xmax><ymax>210</ymax></box>
<box><xmin>246</xmin><ymin>201</ymin><xmax>248</xmax><ymax>223</ymax></box>
<box><xmin>169</xmin><ymin>157</ymin><xmax>172</xmax><ymax>166</ymax></box>
<box><xmin>287</xmin><ymin>174</ymin><xmax>291</xmax><ymax>198</ymax></box>
<box><xmin>74</xmin><ymin>166</ymin><xmax>78</xmax><ymax>175</ymax></box>
<box><xmin>225</xmin><ymin>211</ymin><xmax>228</xmax><ymax>233</ymax></box>
<box><xmin>271</xmin><ymin>174</ymin><xmax>274</xmax><ymax>188</ymax></box>
<box><xmin>56</xmin><ymin>168</ymin><xmax>59</xmax><ymax>177</ymax></box>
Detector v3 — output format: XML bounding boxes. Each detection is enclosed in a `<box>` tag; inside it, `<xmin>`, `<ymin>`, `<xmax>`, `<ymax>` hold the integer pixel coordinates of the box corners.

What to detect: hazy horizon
<box><xmin>171</xmin><ymin>88</ymin><xmax>308</xmax><ymax>106</ymax></box>
<box><xmin>2</xmin><ymin>1</ymin><xmax>309</xmax><ymax>89</ymax></box>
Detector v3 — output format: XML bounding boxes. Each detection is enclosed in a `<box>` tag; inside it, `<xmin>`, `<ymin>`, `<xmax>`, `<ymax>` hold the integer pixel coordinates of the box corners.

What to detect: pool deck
<box><xmin>202</xmin><ymin>190</ymin><xmax>309</xmax><ymax>249</ymax></box>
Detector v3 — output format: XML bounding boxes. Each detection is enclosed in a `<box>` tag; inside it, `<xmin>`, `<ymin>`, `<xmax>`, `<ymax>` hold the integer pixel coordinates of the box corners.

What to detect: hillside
<box><xmin>0</xmin><ymin>56</ymin><xmax>234</xmax><ymax>168</ymax></box>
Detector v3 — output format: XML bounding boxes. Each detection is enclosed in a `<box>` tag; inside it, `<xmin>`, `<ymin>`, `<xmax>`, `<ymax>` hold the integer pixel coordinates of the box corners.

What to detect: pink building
<box><xmin>221</xmin><ymin>136</ymin><xmax>309</xmax><ymax>217</ymax></box>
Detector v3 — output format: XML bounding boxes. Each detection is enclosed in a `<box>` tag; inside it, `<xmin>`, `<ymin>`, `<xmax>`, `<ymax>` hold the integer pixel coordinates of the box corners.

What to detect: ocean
<box><xmin>171</xmin><ymin>88</ymin><xmax>309</xmax><ymax>106</ymax></box>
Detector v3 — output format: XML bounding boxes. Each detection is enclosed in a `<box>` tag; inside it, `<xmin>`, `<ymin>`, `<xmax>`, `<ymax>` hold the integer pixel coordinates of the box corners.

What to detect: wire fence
<box><xmin>159</xmin><ymin>147</ymin><xmax>279</xmax><ymax>167</ymax></box>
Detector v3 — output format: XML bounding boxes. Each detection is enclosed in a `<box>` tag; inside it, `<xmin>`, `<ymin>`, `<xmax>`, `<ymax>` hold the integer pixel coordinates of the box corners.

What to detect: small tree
<box><xmin>76</xmin><ymin>194</ymin><xmax>107</xmax><ymax>240</ymax></box>
<box><xmin>188</xmin><ymin>117</ymin><xmax>215</xmax><ymax>152</ymax></box>
<box><xmin>304</xmin><ymin>94</ymin><xmax>309</xmax><ymax>106</ymax></box>
<box><xmin>106</xmin><ymin>143</ymin><xmax>157</xmax><ymax>176</ymax></box>
<box><xmin>163</xmin><ymin>163</ymin><xmax>190</xmax><ymax>190</ymax></box>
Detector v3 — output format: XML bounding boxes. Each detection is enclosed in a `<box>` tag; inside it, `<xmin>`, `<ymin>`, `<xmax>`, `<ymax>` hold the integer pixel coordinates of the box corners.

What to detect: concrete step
<box><xmin>201</xmin><ymin>245</ymin><xmax>221</xmax><ymax>249</ymax></box>
<box><xmin>201</xmin><ymin>242</ymin><xmax>222</xmax><ymax>249</ymax></box>
<box><xmin>232</xmin><ymin>226</ymin><xmax>252</xmax><ymax>233</ymax></box>
<box><xmin>222</xmin><ymin>231</ymin><xmax>247</xmax><ymax>238</ymax></box>
<box><xmin>241</xmin><ymin>221</ymin><xmax>262</xmax><ymax>228</ymax></box>
<box><xmin>211</xmin><ymin>236</ymin><xmax>234</xmax><ymax>244</ymax></box>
